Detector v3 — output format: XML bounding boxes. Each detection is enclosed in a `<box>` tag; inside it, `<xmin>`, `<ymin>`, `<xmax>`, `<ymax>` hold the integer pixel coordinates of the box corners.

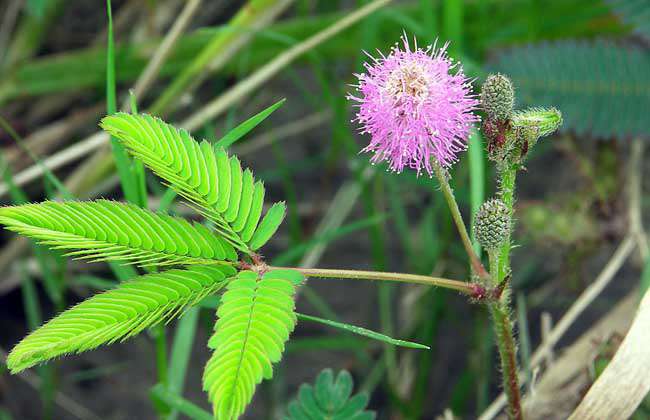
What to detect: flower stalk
<box><xmin>488</xmin><ymin>301</ymin><xmax>523</xmax><ymax>420</ymax></box>
<box><xmin>349</xmin><ymin>38</ymin><xmax>562</xmax><ymax>418</ymax></box>
<box><xmin>433</xmin><ymin>161</ymin><xmax>491</xmax><ymax>280</ymax></box>
<box><xmin>479</xmin><ymin>73</ymin><xmax>565</xmax><ymax>419</ymax></box>
<box><xmin>488</xmin><ymin>163</ymin><xmax>524</xmax><ymax>419</ymax></box>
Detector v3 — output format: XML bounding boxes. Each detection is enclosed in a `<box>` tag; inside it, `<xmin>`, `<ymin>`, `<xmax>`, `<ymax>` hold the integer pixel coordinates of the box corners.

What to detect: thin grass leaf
<box><xmin>0</xmin><ymin>116</ymin><xmax>72</xmax><ymax>200</ymax></box>
<box><xmin>296</xmin><ymin>313</ymin><xmax>430</xmax><ymax>350</ymax></box>
<box><xmin>167</xmin><ymin>306</ymin><xmax>200</xmax><ymax>420</ymax></box>
<box><xmin>105</xmin><ymin>0</ymin><xmax>141</xmax><ymax>206</ymax></box>
<box><xmin>272</xmin><ymin>215</ymin><xmax>386</xmax><ymax>266</ymax></box>
<box><xmin>215</xmin><ymin>98</ymin><xmax>285</xmax><ymax>149</ymax></box>
<box><xmin>150</xmin><ymin>384</ymin><xmax>213</xmax><ymax>420</ymax></box>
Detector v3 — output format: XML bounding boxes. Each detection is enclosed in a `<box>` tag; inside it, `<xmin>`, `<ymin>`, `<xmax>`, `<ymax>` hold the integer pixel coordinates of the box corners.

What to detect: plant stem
<box><xmin>488</xmin><ymin>301</ymin><xmax>522</xmax><ymax>420</ymax></box>
<box><xmin>432</xmin><ymin>161</ymin><xmax>490</xmax><ymax>280</ymax></box>
<box><xmin>490</xmin><ymin>164</ymin><xmax>523</xmax><ymax>419</ymax></box>
<box><xmin>497</xmin><ymin>166</ymin><xmax>517</xmax><ymax>283</ymax></box>
<box><xmin>276</xmin><ymin>266</ymin><xmax>474</xmax><ymax>294</ymax></box>
<box><xmin>153</xmin><ymin>325</ymin><xmax>168</xmax><ymax>387</ymax></box>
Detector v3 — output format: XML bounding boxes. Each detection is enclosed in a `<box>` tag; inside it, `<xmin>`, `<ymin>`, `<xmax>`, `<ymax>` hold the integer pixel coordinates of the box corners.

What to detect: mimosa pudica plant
<box><xmin>1</xmin><ymin>35</ymin><xmax>561</xmax><ymax>420</ymax></box>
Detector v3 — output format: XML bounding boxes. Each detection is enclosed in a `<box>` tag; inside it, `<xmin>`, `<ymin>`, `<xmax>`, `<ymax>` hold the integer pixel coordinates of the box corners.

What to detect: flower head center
<box><xmin>384</xmin><ymin>62</ymin><xmax>430</xmax><ymax>104</ymax></box>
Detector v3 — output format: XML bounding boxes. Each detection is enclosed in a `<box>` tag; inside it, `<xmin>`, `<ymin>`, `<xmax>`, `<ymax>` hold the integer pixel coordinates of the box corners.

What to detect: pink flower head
<box><xmin>348</xmin><ymin>35</ymin><xmax>479</xmax><ymax>175</ymax></box>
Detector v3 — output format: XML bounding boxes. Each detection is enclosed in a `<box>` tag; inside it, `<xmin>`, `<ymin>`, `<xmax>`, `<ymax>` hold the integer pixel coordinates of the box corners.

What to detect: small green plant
<box><xmin>2</xmin><ymin>109</ymin><xmax>454</xmax><ymax>419</ymax></box>
<box><xmin>284</xmin><ymin>369</ymin><xmax>374</xmax><ymax>420</ymax></box>
<box><xmin>1</xmin><ymin>22</ymin><xmax>569</xmax><ymax>417</ymax></box>
<box><xmin>1</xmin><ymin>113</ymin><xmax>297</xmax><ymax>419</ymax></box>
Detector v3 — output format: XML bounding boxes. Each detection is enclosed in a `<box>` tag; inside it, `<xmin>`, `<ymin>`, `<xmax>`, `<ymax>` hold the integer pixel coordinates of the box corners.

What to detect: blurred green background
<box><xmin>0</xmin><ymin>0</ymin><xmax>648</xmax><ymax>419</ymax></box>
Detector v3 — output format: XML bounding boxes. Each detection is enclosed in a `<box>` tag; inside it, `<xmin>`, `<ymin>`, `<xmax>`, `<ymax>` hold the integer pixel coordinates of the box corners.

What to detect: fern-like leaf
<box><xmin>491</xmin><ymin>41</ymin><xmax>650</xmax><ymax>139</ymax></box>
<box><xmin>0</xmin><ymin>200</ymin><xmax>237</xmax><ymax>267</ymax></box>
<box><xmin>284</xmin><ymin>369</ymin><xmax>375</xmax><ymax>420</ymax></box>
<box><xmin>203</xmin><ymin>269</ymin><xmax>303</xmax><ymax>419</ymax></box>
<box><xmin>7</xmin><ymin>265</ymin><xmax>236</xmax><ymax>373</ymax></box>
<box><xmin>100</xmin><ymin>113</ymin><xmax>286</xmax><ymax>253</ymax></box>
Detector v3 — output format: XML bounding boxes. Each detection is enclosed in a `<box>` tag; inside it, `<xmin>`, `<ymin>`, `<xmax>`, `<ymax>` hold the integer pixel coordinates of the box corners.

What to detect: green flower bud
<box><xmin>474</xmin><ymin>199</ymin><xmax>510</xmax><ymax>250</ymax></box>
<box><xmin>480</xmin><ymin>73</ymin><xmax>515</xmax><ymax>121</ymax></box>
<box><xmin>512</xmin><ymin>107</ymin><xmax>563</xmax><ymax>140</ymax></box>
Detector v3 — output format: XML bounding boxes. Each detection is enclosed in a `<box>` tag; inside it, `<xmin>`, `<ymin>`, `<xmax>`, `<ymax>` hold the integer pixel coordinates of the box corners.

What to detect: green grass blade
<box><xmin>0</xmin><ymin>117</ymin><xmax>72</xmax><ymax>200</ymax></box>
<box><xmin>286</xmin><ymin>336</ymin><xmax>368</xmax><ymax>353</ymax></box>
<box><xmin>19</xmin><ymin>263</ymin><xmax>56</xmax><ymax>417</ymax></box>
<box><xmin>19</xmin><ymin>265</ymin><xmax>42</xmax><ymax>331</ymax></box>
<box><xmin>166</xmin><ymin>306</ymin><xmax>200</xmax><ymax>420</ymax></box>
<box><xmin>0</xmin><ymin>139</ymin><xmax>65</xmax><ymax>307</ymax></box>
<box><xmin>442</xmin><ymin>0</ymin><xmax>463</xmax><ymax>54</ymax></box>
<box><xmin>272</xmin><ymin>215</ymin><xmax>385</xmax><ymax>266</ymax></box>
<box><xmin>0</xmin><ymin>150</ymin><xmax>28</xmax><ymax>204</ymax></box>
<box><xmin>106</xmin><ymin>0</ymin><xmax>141</xmax><ymax>206</ymax></box>
<box><xmin>419</xmin><ymin>0</ymin><xmax>436</xmax><ymax>42</ymax></box>
<box><xmin>215</xmin><ymin>98</ymin><xmax>285</xmax><ymax>149</ymax></box>
<box><xmin>150</xmin><ymin>0</ymin><xmax>290</xmax><ymax>115</ymax></box>
<box><xmin>150</xmin><ymin>384</ymin><xmax>213</xmax><ymax>420</ymax></box>
<box><xmin>296</xmin><ymin>313</ymin><xmax>430</xmax><ymax>350</ymax></box>
<box><xmin>128</xmin><ymin>90</ymin><xmax>148</xmax><ymax>208</ymax></box>
<box><xmin>72</xmin><ymin>274</ymin><xmax>117</xmax><ymax>291</ymax></box>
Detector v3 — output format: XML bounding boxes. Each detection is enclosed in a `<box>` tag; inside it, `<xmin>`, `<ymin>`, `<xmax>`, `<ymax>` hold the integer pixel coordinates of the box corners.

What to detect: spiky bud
<box><xmin>480</xmin><ymin>73</ymin><xmax>515</xmax><ymax>121</ymax></box>
<box><xmin>474</xmin><ymin>199</ymin><xmax>510</xmax><ymax>250</ymax></box>
<box><xmin>512</xmin><ymin>107</ymin><xmax>563</xmax><ymax>140</ymax></box>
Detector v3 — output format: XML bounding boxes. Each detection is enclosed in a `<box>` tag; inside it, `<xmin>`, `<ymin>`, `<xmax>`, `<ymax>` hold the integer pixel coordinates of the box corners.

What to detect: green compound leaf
<box><xmin>0</xmin><ymin>200</ymin><xmax>237</xmax><ymax>267</ymax></box>
<box><xmin>491</xmin><ymin>41</ymin><xmax>650</xmax><ymax>139</ymax></box>
<box><xmin>203</xmin><ymin>269</ymin><xmax>301</xmax><ymax>420</ymax></box>
<box><xmin>7</xmin><ymin>265</ymin><xmax>236</xmax><ymax>373</ymax></box>
<box><xmin>284</xmin><ymin>369</ymin><xmax>375</xmax><ymax>420</ymax></box>
<box><xmin>100</xmin><ymin>113</ymin><xmax>286</xmax><ymax>253</ymax></box>
<box><xmin>296</xmin><ymin>313</ymin><xmax>430</xmax><ymax>350</ymax></box>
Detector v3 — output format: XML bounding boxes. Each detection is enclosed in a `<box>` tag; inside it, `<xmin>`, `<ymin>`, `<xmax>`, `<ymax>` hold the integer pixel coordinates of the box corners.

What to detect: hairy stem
<box><xmin>433</xmin><ymin>161</ymin><xmax>490</xmax><ymax>280</ymax></box>
<box><xmin>488</xmin><ymin>302</ymin><xmax>522</xmax><ymax>420</ymax></box>
<box><xmin>491</xmin><ymin>165</ymin><xmax>523</xmax><ymax>419</ymax></box>
<box><xmin>497</xmin><ymin>166</ymin><xmax>516</xmax><ymax>283</ymax></box>
<box><xmin>274</xmin><ymin>266</ymin><xmax>474</xmax><ymax>294</ymax></box>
